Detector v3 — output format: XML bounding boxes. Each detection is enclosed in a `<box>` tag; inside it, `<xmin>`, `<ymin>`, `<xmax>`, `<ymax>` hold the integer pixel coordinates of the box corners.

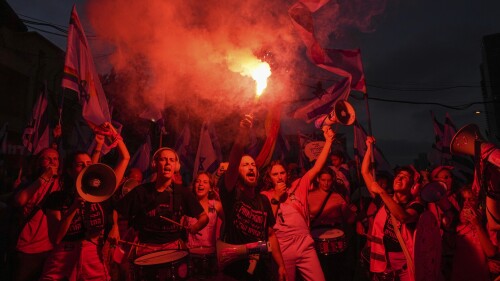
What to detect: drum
<box><xmin>311</xmin><ymin>228</ymin><xmax>347</xmax><ymax>255</ymax></box>
<box><xmin>134</xmin><ymin>250</ymin><xmax>190</xmax><ymax>281</ymax></box>
<box><xmin>189</xmin><ymin>247</ymin><xmax>218</xmax><ymax>278</ymax></box>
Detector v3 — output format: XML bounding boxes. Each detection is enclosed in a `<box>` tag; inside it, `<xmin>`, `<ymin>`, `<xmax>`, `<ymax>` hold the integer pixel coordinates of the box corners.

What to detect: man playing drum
<box><xmin>114</xmin><ymin>147</ymin><xmax>208</xmax><ymax>279</ymax></box>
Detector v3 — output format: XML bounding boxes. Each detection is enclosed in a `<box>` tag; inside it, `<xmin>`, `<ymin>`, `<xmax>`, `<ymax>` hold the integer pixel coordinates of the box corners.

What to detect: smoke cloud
<box><xmin>86</xmin><ymin>0</ymin><xmax>386</xmax><ymax>125</ymax></box>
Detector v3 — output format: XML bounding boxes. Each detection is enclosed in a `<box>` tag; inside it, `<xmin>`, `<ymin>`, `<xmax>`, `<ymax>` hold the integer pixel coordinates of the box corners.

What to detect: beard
<box><xmin>239</xmin><ymin>173</ymin><xmax>258</xmax><ymax>188</ymax></box>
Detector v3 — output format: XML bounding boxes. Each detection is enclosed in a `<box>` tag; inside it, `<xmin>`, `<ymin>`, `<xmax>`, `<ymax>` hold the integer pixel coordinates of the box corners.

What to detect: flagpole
<box><xmin>159</xmin><ymin>122</ymin><xmax>163</xmax><ymax>148</ymax></box>
<box><xmin>30</xmin><ymin>84</ymin><xmax>46</xmax><ymax>154</ymax></box>
<box><xmin>58</xmin><ymin>90</ymin><xmax>64</xmax><ymax>127</ymax></box>
<box><xmin>363</xmin><ymin>89</ymin><xmax>376</xmax><ymax>180</ymax></box>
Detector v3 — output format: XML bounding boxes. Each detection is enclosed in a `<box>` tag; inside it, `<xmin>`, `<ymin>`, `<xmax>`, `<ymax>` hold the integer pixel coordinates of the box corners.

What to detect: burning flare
<box><xmin>250</xmin><ymin>62</ymin><xmax>271</xmax><ymax>97</ymax></box>
<box><xmin>227</xmin><ymin>50</ymin><xmax>272</xmax><ymax>98</ymax></box>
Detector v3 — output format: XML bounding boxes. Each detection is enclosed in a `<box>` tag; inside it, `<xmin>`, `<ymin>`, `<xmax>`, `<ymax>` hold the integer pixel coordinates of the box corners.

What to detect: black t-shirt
<box><xmin>219</xmin><ymin>177</ymin><xmax>276</xmax><ymax>244</ymax></box>
<box><xmin>383</xmin><ymin>200</ymin><xmax>425</xmax><ymax>252</ymax></box>
<box><xmin>218</xmin><ymin>177</ymin><xmax>277</xmax><ymax>280</ymax></box>
<box><xmin>44</xmin><ymin>191</ymin><xmax>110</xmax><ymax>242</ymax></box>
<box><xmin>115</xmin><ymin>182</ymin><xmax>204</xmax><ymax>244</ymax></box>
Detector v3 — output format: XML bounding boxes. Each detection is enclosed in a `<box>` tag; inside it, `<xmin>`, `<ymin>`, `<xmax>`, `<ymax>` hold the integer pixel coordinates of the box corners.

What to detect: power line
<box><xmin>366</xmin><ymin>83</ymin><xmax>480</xmax><ymax>92</ymax></box>
<box><xmin>18</xmin><ymin>13</ymin><xmax>68</xmax><ymax>29</ymax></box>
<box><xmin>19</xmin><ymin>15</ymin><xmax>98</xmax><ymax>38</ymax></box>
<box><xmin>24</xmin><ymin>24</ymin><xmax>68</xmax><ymax>38</ymax></box>
<box><xmin>350</xmin><ymin>93</ymin><xmax>498</xmax><ymax>110</ymax></box>
<box><xmin>21</xmin><ymin>19</ymin><xmax>67</xmax><ymax>34</ymax></box>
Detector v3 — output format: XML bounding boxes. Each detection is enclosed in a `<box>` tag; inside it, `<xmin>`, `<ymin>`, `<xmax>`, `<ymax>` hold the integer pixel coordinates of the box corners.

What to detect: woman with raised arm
<box><xmin>260</xmin><ymin>127</ymin><xmax>335</xmax><ymax>281</ymax></box>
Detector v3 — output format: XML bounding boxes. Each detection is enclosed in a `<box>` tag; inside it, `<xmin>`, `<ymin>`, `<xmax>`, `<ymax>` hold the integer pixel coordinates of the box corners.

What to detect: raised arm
<box><xmin>304</xmin><ymin>127</ymin><xmax>335</xmax><ymax>180</ymax></box>
<box><xmin>106</xmin><ymin>122</ymin><xmax>130</xmax><ymax>188</ymax></box>
<box><xmin>361</xmin><ymin>136</ymin><xmax>376</xmax><ymax>198</ymax></box>
<box><xmin>91</xmin><ymin>134</ymin><xmax>105</xmax><ymax>164</ymax></box>
<box><xmin>224</xmin><ymin>115</ymin><xmax>252</xmax><ymax>192</ymax></box>
<box><xmin>113</xmin><ymin>135</ymin><xmax>130</xmax><ymax>187</ymax></box>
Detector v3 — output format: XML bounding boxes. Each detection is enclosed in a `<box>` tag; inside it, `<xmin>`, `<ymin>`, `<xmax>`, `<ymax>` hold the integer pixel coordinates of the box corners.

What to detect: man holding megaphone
<box><xmin>40</xmin><ymin>122</ymin><xmax>130</xmax><ymax>281</ymax></box>
<box><xmin>218</xmin><ymin>114</ymin><xmax>287</xmax><ymax>281</ymax></box>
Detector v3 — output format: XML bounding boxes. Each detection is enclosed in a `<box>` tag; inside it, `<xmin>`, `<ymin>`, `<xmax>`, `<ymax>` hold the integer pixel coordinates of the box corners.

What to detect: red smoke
<box><xmin>86</xmin><ymin>0</ymin><xmax>387</xmax><ymax>121</ymax></box>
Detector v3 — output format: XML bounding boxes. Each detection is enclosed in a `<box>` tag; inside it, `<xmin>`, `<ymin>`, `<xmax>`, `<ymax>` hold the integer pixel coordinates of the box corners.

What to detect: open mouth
<box><xmin>247</xmin><ymin>172</ymin><xmax>256</xmax><ymax>181</ymax></box>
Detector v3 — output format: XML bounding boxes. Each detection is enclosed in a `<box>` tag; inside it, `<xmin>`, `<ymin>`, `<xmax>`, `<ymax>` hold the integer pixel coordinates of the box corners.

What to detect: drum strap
<box><xmin>311</xmin><ymin>190</ymin><xmax>333</xmax><ymax>226</ymax></box>
<box><xmin>390</xmin><ymin>214</ymin><xmax>415</xmax><ymax>280</ymax></box>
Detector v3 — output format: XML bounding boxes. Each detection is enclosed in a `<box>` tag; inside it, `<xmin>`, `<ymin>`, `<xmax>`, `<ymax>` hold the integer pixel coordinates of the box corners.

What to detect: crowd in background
<box><xmin>0</xmin><ymin>117</ymin><xmax>499</xmax><ymax>281</ymax></box>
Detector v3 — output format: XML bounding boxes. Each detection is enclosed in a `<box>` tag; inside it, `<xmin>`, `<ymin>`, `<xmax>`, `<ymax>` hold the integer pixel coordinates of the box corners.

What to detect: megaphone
<box><xmin>314</xmin><ymin>100</ymin><xmax>356</xmax><ymax>129</ymax></box>
<box><xmin>420</xmin><ymin>181</ymin><xmax>447</xmax><ymax>203</ymax></box>
<box><xmin>76</xmin><ymin>163</ymin><xmax>117</xmax><ymax>202</ymax></box>
<box><xmin>450</xmin><ymin>123</ymin><xmax>485</xmax><ymax>156</ymax></box>
<box><xmin>216</xmin><ymin>240</ymin><xmax>271</xmax><ymax>270</ymax></box>
<box><xmin>121</xmin><ymin>178</ymin><xmax>139</xmax><ymax>196</ymax></box>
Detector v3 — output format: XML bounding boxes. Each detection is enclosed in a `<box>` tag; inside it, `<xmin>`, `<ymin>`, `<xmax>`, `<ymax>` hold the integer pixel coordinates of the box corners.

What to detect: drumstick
<box><xmin>160</xmin><ymin>215</ymin><xmax>184</xmax><ymax>227</ymax></box>
<box><xmin>118</xmin><ymin>240</ymin><xmax>155</xmax><ymax>249</ymax></box>
<box><xmin>159</xmin><ymin>216</ymin><xmax>202</xmax><ymax>236</ymax></box>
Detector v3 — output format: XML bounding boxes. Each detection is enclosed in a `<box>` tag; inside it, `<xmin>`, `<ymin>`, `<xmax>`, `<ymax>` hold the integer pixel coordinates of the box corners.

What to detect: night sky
<box><xmin>7</xmin><ymin>0</ymin><xmax>500</xmax><ymax>166</ymax></box>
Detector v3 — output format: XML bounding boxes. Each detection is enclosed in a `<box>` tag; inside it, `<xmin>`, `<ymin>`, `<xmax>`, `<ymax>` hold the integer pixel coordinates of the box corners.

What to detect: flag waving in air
<box><xmin>193</xmin><ymin>121</ymin><xmax>221</xmax><ymax>179</ymax></box>
<box><xmin>129</xmin><ymin>135</ymin><xmax>152</xmax><ymax>173</ymax></box>
<box><xmin>289</xmin><ymin>0</ymin><xmax>366</xmax><ymax>122</ymax></box>
<box><xmin>22</xmin><ymin>83</ymin><xmax>50</xmax><ymax>155</ymax></box>
<box><xmin>288</xmin><ymin>1</ymin><xmax>366</xmax><ymax>91</ymax></box>
<box><xmin>175</xmin><ymin>123</ymin><xmax>194</xmax><ymax>172</ymax></box>
<box><xmin>428</xmin><ymin>110</ymin><xmax>445</xmax><ymax>166</ymax></box>
<box><xmin>353</xmin><ymin>122</ymin><xmax>392</xmax><ymax>174</ymax></box>
<box><xmin>62</xmin><ymin>5</ymin><xmax>111</xmax><ymax>127</ymax></box>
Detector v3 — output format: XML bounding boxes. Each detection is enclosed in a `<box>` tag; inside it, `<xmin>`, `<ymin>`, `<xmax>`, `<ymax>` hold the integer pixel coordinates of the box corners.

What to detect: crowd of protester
<box><xmin>0</xmin><ymin>116</ymin><xmax>500</xmax><ymax>281</ymax></box>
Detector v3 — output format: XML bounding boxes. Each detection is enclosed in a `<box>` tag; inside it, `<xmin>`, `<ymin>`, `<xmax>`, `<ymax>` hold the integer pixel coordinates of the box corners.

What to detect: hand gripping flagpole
<box><xmin>364</xmin><ymin>95</ymin><xmax>376</xmax><ymax>181</ymax></box>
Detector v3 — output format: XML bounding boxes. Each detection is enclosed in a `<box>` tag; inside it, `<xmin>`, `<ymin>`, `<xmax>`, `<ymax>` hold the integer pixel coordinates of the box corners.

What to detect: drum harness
<box><xmin>310</xmin><ymin>189</ymin><xmax>334</xmax><ymax>227</ymax></box>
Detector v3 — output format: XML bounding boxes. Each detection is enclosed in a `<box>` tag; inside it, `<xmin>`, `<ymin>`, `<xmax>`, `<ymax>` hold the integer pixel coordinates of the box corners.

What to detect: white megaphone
<box><xmin>76</xmin><ymin>163</ymin><xmax>117</xmax><ymax>203</ymax></box>
<box><xmin>314</xmin><ymin>100</ymin><xmax>356</xmax><ymax>129</ymax></box>
<box><xmin>216</xmin><ymin>240</ymin><xmax>271</xmax><ymax>270</ymax></box>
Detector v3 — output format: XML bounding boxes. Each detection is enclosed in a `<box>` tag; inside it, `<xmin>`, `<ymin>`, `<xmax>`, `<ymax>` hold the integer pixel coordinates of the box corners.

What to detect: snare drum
<box><xmin>189</xmin><ymin>247</ymin><xmax>218</xmax><ymax>278</ymax></box>
<box><xmin>134</xmin><ymin>250</ymin><xmax>190</xmax><ymax>281</ymax></box>
<box><xmin>311</xmin><ymin>228</ymin><xmax>347</xmax><ymax>255</ymax></box>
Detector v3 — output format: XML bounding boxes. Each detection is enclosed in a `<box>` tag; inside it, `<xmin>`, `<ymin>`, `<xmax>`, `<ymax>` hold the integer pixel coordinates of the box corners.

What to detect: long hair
<box><xmin>192</xmin><ymin>171</ymin><xmax>218</xmax><ymax>200</ymax></box>
<box><xmin>237</xmin><ymin>154</ymin><xmax>260</xmax><ymax>188</ymax></box>
<box><xmin>261</xmin><ymin>160</ymin><xmax>288</xmax><ymax>191</ymax></box>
